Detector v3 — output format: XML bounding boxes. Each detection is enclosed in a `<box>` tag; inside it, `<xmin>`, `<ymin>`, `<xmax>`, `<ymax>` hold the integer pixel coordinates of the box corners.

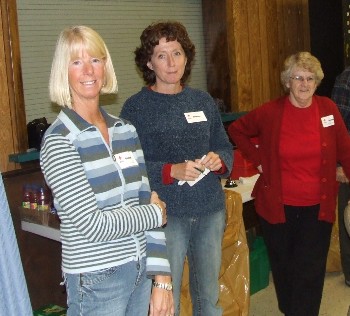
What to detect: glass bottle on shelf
<box><xmin>22</xmin><ymin>184</ymin><xmax>31</xmax><ymax>209</ymax></box>
<box><xmin>37</xmin><ymin>185</ymin><xmax>50</xmax><ymax>212</ymax></box>
<box><xmin>30</xmin><ymin>185</ymin><xmax>39</xmax><ymax>210</ymax></box>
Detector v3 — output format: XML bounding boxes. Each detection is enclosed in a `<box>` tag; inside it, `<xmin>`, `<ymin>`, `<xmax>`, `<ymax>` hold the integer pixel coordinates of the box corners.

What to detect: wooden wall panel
<box><xmin>231</xmin><ymin>0</ymin><xmax>253</xmax><ymax>110</ymax></box>
<box><xmin>226</xmin><ymin>0</ymin><xmax>238</xmax><ymax>110</ymax></box>
<box><xmin>203</xmin><ymin>0</ymin><xmax>310</xmax><ymax>113</ymax></box>
<box><xmin>257</xmin><ymin>1</ymin><xmax>270</xmax><ymax>104</ymax></box>
<box><xmin>301</xmin><ymin>0</ymin><xmax>310</xmax><ymax>49</ymax></box>
<box><xmin>0</xmin><ymin>6</ymin><xmax>14</xmax><ymax>172</ymax></box>
<box><xmin>266</xmin><ymin>0</ymin><xmax>285</xmax><ymax>100</ymax></box>
<box><xmin>202</xmin><ymin>0</ymin><xmax>231</xmax><ymax>109</ymax></box>
<box><xmin>247</xmin><ymin>1</ymin><xmax>264</xmax><ymax>108</ymax></box>
<box><xmin>0</xmin><ymin>0</ymin><xmax>27</xmax><ymax>172</ymax></box>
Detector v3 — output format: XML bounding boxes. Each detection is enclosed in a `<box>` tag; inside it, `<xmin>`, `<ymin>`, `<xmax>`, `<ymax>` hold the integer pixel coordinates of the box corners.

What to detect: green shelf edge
<box><xmin>9</xmin><ymin>151</ymin><xmax>40</xmax><ymax>163</ymax></box>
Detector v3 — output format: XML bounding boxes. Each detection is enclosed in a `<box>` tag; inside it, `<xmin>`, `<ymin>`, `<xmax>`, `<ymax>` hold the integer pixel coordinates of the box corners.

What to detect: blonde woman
<box><xmin>41</xmin><ymin>25</ymin><xmax>173</xmax><ymax>316</ymax></box>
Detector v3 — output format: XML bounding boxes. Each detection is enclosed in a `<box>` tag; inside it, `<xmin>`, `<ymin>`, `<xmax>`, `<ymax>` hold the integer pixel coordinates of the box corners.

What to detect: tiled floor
<box><xmin>249</xmin><ymin>272</ymin><xmax>350</xmax><ymax>316</ymax></box>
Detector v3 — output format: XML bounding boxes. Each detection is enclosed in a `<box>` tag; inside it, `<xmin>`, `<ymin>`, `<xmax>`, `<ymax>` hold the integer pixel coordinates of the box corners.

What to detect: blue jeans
<box><xmin>65</xmin><ymin>257</ymin><xmax>151</xmax><ymax>316</ymax></box>
<box><xmin>165</xmin><ymin>209</ymin><xmax>226</xmax><ymax>316</ymax></box>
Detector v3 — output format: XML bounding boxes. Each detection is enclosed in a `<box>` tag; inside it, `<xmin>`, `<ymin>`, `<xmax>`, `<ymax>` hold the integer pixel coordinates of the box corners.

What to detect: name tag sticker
<box><xmin>321</xmin><ymin>115</ymin><xmax>334</xmax><ymax>128</ymax></box>
<box><xmin>184</xmin><ymin>111</ymin><xmax>207</xmax><ymax>123</ymax></box>
<box><xmin>114</xmin><ymin>151</ymin><xmax>138</xmax><ymax>169</ymax></box>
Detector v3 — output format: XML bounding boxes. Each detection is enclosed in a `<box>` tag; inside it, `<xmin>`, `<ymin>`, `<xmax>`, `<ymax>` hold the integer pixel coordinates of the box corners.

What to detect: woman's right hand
<box><xmin>151</xmin><ymin>191</ymin><xmax>167</xmax><ymax>225</ymax></box>
<box><xmin>170</xmin><ymin>161</ymin><xmax>203</xmax><ymax>181</ymax></box>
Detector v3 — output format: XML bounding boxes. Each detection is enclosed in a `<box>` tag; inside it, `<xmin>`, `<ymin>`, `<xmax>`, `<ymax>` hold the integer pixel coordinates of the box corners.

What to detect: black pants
<box><xmin>259</xmin><ymin>205</ymin><xmax>332</xmax><ymax>316</ymax></box>
<box><xmin>338</xmin><ymin>182</ymin><xmax>350</xmax><ymax>281</ymax></box>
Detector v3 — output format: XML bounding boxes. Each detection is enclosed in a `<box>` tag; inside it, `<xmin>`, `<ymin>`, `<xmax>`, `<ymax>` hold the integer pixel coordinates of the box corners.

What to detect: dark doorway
<box><xmin>308</xmin><ymin>0</ymin><xmax>344</xmax><ymax>97</ymax></box>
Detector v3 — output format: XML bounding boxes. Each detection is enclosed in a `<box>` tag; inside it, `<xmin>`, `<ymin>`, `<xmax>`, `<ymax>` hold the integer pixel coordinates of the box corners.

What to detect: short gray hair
<box><xmin>280</xmin><ymin>51</ymin><xmax>324</xmax><ymax>92</ymax></box>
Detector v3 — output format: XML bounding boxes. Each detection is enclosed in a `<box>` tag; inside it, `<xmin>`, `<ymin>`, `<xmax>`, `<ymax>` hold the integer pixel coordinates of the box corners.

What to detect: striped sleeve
<box><xmin>145</xmin><ymin>229</ymin><xmax>171</xmax><ymax>276</ymax></box>
<box><xmin>130</xmin><ymin>129</ymin><xmax>171</xmax><ymax>275</ymax></box>
<box><xmin>40</xmin><ymin>133</ymin><xmax>162</xmax><ymax>243</ymax></box>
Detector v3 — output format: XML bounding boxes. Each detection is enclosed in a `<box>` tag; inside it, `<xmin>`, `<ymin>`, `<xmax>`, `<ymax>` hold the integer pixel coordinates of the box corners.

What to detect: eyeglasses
<box><xmin>289</xmin><ymin>75</ymin><xmax>315</xmax><ymax>83</ymax></box>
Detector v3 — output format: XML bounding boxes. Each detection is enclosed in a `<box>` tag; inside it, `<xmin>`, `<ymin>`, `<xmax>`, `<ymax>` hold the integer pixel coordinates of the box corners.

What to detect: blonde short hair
<box><xmin>49</xmin><ymin>25</ymin><xmax>118</xmax><ymax>108</ymax></box>
<box><xmin>280</xmin><ymin>51</ymin><xmax>324</xmax><ymax>92</ymax></box>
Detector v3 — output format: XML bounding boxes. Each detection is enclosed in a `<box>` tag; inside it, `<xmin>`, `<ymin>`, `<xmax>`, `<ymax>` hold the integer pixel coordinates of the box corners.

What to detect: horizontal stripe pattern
<box><xmin>40</xmin><ymin>108</ymin><xmax>169</xmax><ymax>274</ymax></box>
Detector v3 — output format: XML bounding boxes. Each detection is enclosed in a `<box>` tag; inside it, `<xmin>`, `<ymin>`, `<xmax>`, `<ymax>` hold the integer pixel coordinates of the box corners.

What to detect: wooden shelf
<box><xmin>21</xmin><ymin>221</ymin><xmax>60</xmax><ymax>242</ymax></box>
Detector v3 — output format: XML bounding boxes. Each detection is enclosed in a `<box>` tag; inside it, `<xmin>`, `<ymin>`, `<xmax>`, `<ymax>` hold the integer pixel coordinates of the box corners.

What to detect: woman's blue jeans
<box><xmin>165</xmin><ymin>209</ymin><xmax>226</xmax><ymax>316</ymax></box>
<box><xmin>65</xmin><ymin>256</ymin><xmax>151</xmax><ymax>316</ymax></box>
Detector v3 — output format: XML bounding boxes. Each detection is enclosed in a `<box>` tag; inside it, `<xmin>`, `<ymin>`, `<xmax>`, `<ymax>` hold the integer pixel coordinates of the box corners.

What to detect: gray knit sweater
<box><xmin>121</xmin><ymin>86</ymin><xmax>233</xmax><ymax>217</ymax></box>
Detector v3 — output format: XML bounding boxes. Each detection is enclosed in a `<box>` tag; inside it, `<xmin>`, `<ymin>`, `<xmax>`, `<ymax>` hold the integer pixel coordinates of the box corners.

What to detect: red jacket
<box><xmin>228</xmin><ymin>95</ymin><xmax>350</xmax><ymax>223</ymax></box>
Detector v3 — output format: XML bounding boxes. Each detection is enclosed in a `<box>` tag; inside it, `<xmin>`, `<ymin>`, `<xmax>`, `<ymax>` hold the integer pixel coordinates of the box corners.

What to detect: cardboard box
<box><xmin>249</xmin><ymin>237</ymin><xmax>270</xmax><ymax>295</ymax></box>
<box><xmin>33</xmin><ymin>304</ymin><xmax>66</xmax><ymax>316</ymax></box>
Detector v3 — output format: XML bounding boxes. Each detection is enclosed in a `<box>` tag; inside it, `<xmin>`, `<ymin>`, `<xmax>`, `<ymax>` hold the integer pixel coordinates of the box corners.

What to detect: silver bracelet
<box><xmin>153</xmin><ymin>281</ymin><xmax>173</xmax><ymax>291</ymax></box>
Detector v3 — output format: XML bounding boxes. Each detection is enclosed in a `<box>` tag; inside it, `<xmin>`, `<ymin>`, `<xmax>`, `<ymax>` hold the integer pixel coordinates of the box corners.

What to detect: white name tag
<box><xmin>184</xmin><ymin>111</ymin><xmax>207</xmax><ymax>123</ymax></box>
<box><xmin>321</xmin><ymin>115</ymin><xmax>334</xmax><ymax>128</ymax></box>
<box><xmin>114</xmin><ymin>151</ymin><xmax>138</xmax><ymax>169</ymax></box>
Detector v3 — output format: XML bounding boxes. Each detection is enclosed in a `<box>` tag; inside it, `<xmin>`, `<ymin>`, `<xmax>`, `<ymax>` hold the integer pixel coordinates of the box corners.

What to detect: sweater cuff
<box><xmin>162</xmin><ymin>164</ymin><xmax>174</xmax><ymax>185</ymax></box>
<box><xmin>214</xmin><ymin>159</ymin><xmax>228</xmax><ymax>175</ymax></box>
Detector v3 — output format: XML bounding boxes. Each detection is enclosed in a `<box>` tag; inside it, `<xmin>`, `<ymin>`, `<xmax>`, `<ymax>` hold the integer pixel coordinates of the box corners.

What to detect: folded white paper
<box><xmin>178</xmin><ymin>167</ymin><xmax>210</xmax><ymax>187</ymax></box>
<box><xmin>178</xmin><ymin>155</ymin><xmax>209</xmax><ymax>187</ymax></box>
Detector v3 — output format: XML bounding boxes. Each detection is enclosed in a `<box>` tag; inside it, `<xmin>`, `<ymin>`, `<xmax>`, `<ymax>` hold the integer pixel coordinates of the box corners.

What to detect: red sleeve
<box><xmin>162</xmin><ymin>163</ymin><xmax>174</xmax><ymax>185</ymax></box>
<box><xmin>214</xmin><ymin>159</ymin><xmax>227</xmax><ymax>175</ymax></box>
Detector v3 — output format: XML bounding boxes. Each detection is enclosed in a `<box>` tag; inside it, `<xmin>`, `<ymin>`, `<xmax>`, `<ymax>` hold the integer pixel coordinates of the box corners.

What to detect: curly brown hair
<box><xmin>135</xmin><ymin>21</ymin><xmax>196</xmax><ymax>85</ymax></box>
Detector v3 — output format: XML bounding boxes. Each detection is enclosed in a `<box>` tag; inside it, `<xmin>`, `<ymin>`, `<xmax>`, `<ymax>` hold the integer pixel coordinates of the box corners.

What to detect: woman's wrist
<box><xmin>153</xmin><ymin>281</ymin><xmax>173</xmax><ymax>291</ymax></box>
<box><xmin>153</xmin><ymin>275</ymin><xmax>172</xmax><ymax>291</ymax></box>
<box><xmin>154</xmin><ymin>202</ymin><xmax>164</xmax><ymax>218</ymax></box>
<box><xmin>154</xmin><ymin>275</ymin><xmax>172</xmax><ymax>283</ymax></box>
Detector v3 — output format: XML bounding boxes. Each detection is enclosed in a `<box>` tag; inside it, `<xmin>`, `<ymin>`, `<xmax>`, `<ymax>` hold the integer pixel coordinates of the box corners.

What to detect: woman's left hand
<box><xmin>149</xmin><ymin>286</ymin><xmax>174</xmax><ymax>316</ymax></box>
<box><xmin>198</xmin><ymin>151</ymin><xmax>222</xmax><ymax>172</ymax></box>
<box><xmin>336</xmin><ymin>166</ymin><xmax>349</xmax><ymax>183</ymax></box>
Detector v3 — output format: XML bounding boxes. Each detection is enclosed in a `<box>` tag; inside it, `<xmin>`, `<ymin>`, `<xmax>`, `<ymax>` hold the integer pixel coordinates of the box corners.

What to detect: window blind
<box><xmin>16</xmin><ymin>0</ymin><xmax>206</xmax><ymax>123</ymax></box>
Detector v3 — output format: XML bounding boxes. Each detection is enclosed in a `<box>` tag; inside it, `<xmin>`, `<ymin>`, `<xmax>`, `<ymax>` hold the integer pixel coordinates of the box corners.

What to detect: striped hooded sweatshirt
<box><xmin>40</xmin><ymin>107</ymin><xmax>170</xmax><ymax>276</ymax></box>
